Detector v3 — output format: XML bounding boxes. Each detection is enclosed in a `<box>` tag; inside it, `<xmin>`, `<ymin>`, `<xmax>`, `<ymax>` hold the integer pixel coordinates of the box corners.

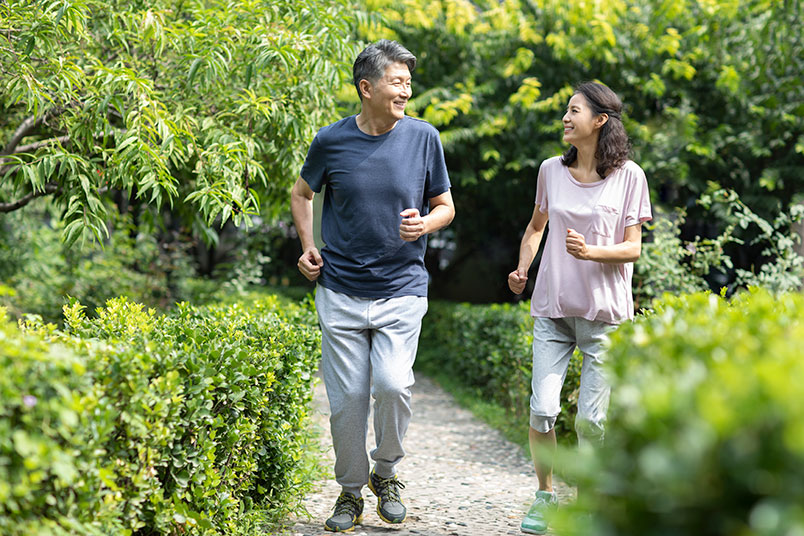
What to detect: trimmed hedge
<box><xmin>555</xmin><ymin>289</ymin><xmax>804</xmax><ymax>536</ymax></box>
<box><xmin>0</xmin><ymin>294</ymin><xmax>320</xmax><ymax>534</ymax></box>
<box><xmin>417</xmin><ymin>301</ymin><xmax>582</xmax><ymax>441</ymax></box>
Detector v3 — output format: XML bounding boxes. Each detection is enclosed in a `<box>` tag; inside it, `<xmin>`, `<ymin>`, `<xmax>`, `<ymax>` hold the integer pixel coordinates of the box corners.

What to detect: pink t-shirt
<box><xmin>530</xmin><ymin>156</ymin><xmax>652</xmax><ymax>324</ymax></box>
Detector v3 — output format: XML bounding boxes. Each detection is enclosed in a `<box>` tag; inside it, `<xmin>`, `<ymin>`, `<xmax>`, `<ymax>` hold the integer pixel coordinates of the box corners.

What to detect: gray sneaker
<box><xmin>324</xmin><ymin>492</ymin><xmax>363</xmax><ymax>532</ymax></box>
<box><xmin>368</xmin><ymin>469</ymin><xmax>406</xmax><ymax>524</ymax></box>
<box><xmin>521</xmin><ymin>490</ymin><xmax>558</xmax><ymax>534</ymax></box>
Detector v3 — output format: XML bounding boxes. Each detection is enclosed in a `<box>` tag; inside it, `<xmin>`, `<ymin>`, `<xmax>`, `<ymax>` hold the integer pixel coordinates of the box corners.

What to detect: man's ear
<box><xmin>359</xmin><ymin>79</ymin><xmax>373</xmax><ymax>100</ymax></box>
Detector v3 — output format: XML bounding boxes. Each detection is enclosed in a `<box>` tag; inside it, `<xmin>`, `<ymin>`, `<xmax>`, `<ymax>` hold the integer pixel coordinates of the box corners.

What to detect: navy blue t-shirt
<box><xmin>300</xmin><ymin>115</ymin><xmax>451</xmax><ymax>298</ymax></box>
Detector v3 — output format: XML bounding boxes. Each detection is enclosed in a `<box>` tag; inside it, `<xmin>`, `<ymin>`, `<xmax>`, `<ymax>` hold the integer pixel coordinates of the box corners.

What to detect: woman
<box><xmin>508</xmin><ymin>82</ymin><xmax>652</xmax><ymax>535</ymax></box>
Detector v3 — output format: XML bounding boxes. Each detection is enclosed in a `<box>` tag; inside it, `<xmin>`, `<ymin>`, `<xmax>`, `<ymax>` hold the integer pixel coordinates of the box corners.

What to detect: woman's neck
<box><xmin>571</xmin><ymin>145</ymin><xmax>602</xmax><ymax>182</ymax></box>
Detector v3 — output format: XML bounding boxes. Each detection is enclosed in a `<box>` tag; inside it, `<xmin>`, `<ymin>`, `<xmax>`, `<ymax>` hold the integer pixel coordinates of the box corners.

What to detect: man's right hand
<box><xmin>298</xmin><ymin>247</ymin><xmax>323</xmax><ymax>281</ymax></box>
<box><xmin>508</xmin><ymin>268</ymin><xmax>528</xmax><ymax>294</ymax></box>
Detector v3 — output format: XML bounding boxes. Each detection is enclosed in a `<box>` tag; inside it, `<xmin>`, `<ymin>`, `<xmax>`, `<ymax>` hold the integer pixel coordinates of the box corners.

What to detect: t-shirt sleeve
<box><xmin>534</xmin><ymin>160</ymin><xmax>548</xmax><ymax>213</ymax></box>
<box><xmin>425</xmin><ymin>130</ymin><xmax>451</xmax><ymax>198</ymax></box>
<box><xmin>624</xmin><ymin>165</ymin><xmax>652</xmax><ymax>226</ymax></box>
<box><xmin>299</xmin><ymin>134</ymin><xmax>327</xmax><ymax>193</ymax></box>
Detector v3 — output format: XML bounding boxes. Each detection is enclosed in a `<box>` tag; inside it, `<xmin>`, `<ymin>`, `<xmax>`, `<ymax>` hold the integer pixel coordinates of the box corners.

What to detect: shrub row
<box><xmin>0</xmin><ymin>294</ymin><xmax>320</xmax><ymax>535</ymax></box>
<box><xmin>417</xmin><ymin>301</ymin><xmax>582</xmax><ymax>441</ymax></box>
<box><xmin>555</xmin><ymin>289</ymin><xmax>804</xmax><ymax>536</ymax></box>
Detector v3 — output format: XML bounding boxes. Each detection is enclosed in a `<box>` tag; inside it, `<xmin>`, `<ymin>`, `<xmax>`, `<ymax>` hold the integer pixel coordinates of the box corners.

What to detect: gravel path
<box><xmin>281</xmin><ymin>373</ymin><xmax>574</xmax><ymax>536</ymax></box>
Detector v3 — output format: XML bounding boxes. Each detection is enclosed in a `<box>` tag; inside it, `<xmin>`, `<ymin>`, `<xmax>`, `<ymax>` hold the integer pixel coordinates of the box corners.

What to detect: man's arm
<box><xmin>290</xmin><ymin>177</ymin><xmax>323</xmax><ymax>281</ymax></box>
<box><xmin>399</xmin><ymin>189</ymin><xmax>455</xmax><ymax>242</ymax></box>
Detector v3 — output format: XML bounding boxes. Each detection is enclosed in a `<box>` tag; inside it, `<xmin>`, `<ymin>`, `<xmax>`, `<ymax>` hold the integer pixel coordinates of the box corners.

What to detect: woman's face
<box><xmin>562</xmin><ymin>93</ymin><xmax>601</xmax><ymax>145</ymax></box>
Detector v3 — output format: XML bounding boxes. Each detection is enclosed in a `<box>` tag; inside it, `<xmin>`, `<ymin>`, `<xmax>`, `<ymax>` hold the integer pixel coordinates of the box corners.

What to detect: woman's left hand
<box><xmin>566</xmin><ymin>228</ymin><xmax>590</xmax><ymax>260</ymax></box>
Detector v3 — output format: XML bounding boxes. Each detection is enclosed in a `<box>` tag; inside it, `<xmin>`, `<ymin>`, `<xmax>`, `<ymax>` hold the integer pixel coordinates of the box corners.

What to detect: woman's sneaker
<box><xmin>520</xmin><ymin>490</ymin><xmax>558</xmax><ymax>534</ymax></box>
<box><xmin>368</xmin><ymin>469</ymin><xmax>406</xmax><ymax>523</ymax></box>
<box><xmin>324</xmin><ymin>492</ymin><xmax>364</xmax><ymax>532</ymax></box>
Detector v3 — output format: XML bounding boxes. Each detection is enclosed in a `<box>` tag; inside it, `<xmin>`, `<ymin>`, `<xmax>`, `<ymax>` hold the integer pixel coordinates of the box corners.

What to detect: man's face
<box><xmin>365</xmin><ymin>61</ymin><xmax>412</xmax><ymax>121</ymax></box>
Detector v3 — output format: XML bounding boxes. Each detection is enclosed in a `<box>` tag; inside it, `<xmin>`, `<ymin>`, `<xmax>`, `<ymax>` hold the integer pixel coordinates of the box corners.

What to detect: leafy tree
<box><xmin>1</xmin><ymin>0</ymin><xmax>359</xmax><ymax>246</ymax></box>
<box><xmin>360</xmin><ymin>0</ymin><xmax>803</xmax><ymax>301</ymax></box>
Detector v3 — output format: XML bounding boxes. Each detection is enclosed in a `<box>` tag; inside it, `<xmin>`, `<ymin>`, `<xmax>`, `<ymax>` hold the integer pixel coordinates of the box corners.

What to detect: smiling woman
<box><xmin>561</xmin><ymin>82</ymin><xmax>631</xmax><ymax>183</ymax></box>
<box><xmin>507</xmin><ymin>81</ymin><xmax>651</xmax><ymax>535</ymax></box>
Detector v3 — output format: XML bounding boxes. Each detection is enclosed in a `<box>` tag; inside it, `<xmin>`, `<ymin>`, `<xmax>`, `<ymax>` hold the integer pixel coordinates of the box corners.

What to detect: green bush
<box><xmin>417</xmin><ymin>301</ymin><xmax>582</xmax><ymax>442</ymax></box>
<box><xmin>0</xmin><ymin>293</ymin><xmax>321</xmax><ymax>534</ymax></box>
<box><xmin>635</xmin><ymin>189</ymin><xmax>803</xmax><ymax>308</ymax></box>
<box><xmin>0</xmin><ymin>307</ymin><xmax>119</xmax><ymax>536</ymax></box>
<box><xmin>555</xmin><ymin>289</ymin><xmax>804</xmax><ymax>536</ymax></box>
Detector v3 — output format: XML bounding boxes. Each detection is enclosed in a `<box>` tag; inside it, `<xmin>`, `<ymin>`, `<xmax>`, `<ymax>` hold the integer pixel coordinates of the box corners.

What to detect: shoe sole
<box><xmin>324</xmin><ymin>514</ymin><xmax>363</xmax><ymax>532</ymax></box>
<box><xmin>520</xmin><ymin>528</ymin><xmax>547</xmax><ymax>535</ymax></box>
<box><xmin>375</xmin><ymin>506</ymin><xmax>406</xmax><ymax>524</ymax></box>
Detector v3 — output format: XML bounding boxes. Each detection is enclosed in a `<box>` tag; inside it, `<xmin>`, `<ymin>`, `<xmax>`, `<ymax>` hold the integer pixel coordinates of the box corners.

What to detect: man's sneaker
<box><xmin>368</xmin><ymin>469</ymin><xmax>406</xmax><ymax>524</ymax></box>
<box><xmin>520</xmin><ymin>490</ymin><xmax>558</xmax><ymax>534</ymax></box>
<box><xmin>324</xmin><ymin>492</ymin><xmax>363</xmax><ymax>532</ymax></box>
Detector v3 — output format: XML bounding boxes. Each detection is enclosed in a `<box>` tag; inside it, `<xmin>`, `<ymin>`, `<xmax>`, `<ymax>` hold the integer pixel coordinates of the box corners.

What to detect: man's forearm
<box><xmin>290</xmin><ymin>193</ymin><xmax>316</xmax><ymax>251</ymax></box>
<box><xmin>423</xmin><ymin>203</ymin><xmax>455</xmax><ymax>235</ymax></box>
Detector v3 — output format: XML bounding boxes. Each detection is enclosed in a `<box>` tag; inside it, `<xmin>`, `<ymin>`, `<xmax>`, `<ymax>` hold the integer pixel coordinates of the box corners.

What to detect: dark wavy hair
<box><xmin>561</xmin><ymin>82</ymin><xmax>631</xmax><ymax>178</ymax></box>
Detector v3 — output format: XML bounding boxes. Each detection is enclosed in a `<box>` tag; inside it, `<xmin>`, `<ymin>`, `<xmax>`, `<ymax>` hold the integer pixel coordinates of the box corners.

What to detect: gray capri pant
<box><xmin>315</xmin><ymin>285</ymin><xmax>428</xmax><ymax>497</ymax></box>
<box><xmin>529</xmin><ymin>316</ymin><xmax>616</xmax><ymax>443</ymax></box>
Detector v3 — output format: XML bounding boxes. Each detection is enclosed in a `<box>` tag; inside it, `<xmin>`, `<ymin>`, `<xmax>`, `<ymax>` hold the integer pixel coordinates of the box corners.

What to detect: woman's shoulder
<box><xmin>539</xmin><ymin>155</ymin><xmax>565</xmax><ymax>174</ymax></box>
<box><xmin>620</xmin><ymin>159</ymin><xmax>645</xmax><ymax>174</ymax></box>
<box><xmin>613</xmin><ymin>160</ymin><xmax>647</xmax><ymax>182</ymax></box>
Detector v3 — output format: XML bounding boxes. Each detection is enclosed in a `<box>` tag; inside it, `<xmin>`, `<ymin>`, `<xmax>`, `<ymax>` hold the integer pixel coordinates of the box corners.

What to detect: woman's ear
<box><xmin>596</xmin><ymin>113</ymin><xmax>609</xmax><ymax>128</ymax></box>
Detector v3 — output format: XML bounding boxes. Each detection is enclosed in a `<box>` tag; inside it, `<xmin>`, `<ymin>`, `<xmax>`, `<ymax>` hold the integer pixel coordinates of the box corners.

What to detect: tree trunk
<box><xmin>796</xmin><ymin>203</ymin><xmax>804</xmax><ymax>287</ymax></box>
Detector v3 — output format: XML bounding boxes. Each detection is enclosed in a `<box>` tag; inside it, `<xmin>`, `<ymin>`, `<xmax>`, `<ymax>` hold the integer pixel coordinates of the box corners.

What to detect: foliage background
<box><xmin>3</xmin><ymin>0</ymin><xmax>803</xmax><ymax>312</ymax></box>
<box><xmin>357</xmin><ymin>0</ymin><xmax>804</xmax><ymax>301</ymax></box>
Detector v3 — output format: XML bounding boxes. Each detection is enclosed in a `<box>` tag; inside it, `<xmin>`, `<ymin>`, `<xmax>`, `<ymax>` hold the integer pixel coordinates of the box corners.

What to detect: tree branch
<box><xmin>1</xmin><ymin>104</ymin><xmax>74</xmax><ymax>157</ymax></box>
<box><xmin>2</xmin><ymin>115</ymin><xmax>42</xmax><ymax>156</ymax></box>
<box><xmin>0</xmin><ymin>184</ymin><xmax>60</xmax><ymax>213</ymax></box>
<box><xmin>13</xmin><ymin>135</ymin><xmax>71</xmax><ymax>154</ymax></box>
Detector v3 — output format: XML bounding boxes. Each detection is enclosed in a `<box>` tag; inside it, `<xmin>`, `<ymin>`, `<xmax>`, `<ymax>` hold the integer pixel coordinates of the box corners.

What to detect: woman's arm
<box><xmin>508</xmin><ymin>205</ymin><xmax>549</xmax><ymax>294</ymax></box>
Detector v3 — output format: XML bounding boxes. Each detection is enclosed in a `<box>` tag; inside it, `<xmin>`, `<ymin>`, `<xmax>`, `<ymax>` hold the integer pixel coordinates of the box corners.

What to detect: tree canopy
<box><xmin>1</xmin><ymin>0</ymin><xmax>359</xmax><ymax>245</ymax></box>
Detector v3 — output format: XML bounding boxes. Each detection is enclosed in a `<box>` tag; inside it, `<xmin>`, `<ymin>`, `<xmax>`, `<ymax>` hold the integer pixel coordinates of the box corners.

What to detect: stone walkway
<box><xmin>281</xmin><ymin>374</ymin><xmax>574</xmax><ymax>536</ymax></box>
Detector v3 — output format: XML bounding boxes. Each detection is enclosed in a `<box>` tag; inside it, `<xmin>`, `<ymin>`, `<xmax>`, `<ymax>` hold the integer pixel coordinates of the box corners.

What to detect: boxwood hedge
<box><xmin>0</xmin><ymin>293</ymin><xmax>320</xmax><ymax>535</ymax></box>
<box><xmin>554</xmin><ymin>289</ymin><xmax>804</xmax><ymax>536</ymax></box>
<box><xmin>417</xmin><ymin>300</ymin><xmax>582</xmax><ymax>441</ymax></box>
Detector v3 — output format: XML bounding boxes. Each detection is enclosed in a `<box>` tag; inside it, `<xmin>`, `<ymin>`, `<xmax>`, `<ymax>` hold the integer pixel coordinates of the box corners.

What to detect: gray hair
<box><xmin>353</xmin><ymin>39</ymin><xmax>416</xmax><ymax>100</ymax></box>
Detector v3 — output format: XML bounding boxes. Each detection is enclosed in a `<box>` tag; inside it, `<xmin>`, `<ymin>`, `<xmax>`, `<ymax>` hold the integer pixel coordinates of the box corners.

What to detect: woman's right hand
<box><xmin>508</xmin><ymin>268</ymin><xmax>528</xmax><ymax>294</ymax></box>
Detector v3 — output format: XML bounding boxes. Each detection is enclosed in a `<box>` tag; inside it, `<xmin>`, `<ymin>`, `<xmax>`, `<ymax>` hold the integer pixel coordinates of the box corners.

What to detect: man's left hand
<box><xmin>399</xmin><ymin>208</ymin><xmax>425</xmax><ymax>241</ymax></box>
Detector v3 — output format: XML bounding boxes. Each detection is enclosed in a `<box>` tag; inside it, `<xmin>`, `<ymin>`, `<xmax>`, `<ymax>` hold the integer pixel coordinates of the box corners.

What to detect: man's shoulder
<box><xmin>316</xmin><ymin>116</ymin><xmax>356</xmax><ymax>143</ymax></box>
<box><xmin>401</xmin><ymin>115</ymin><xmax>440</xmax><ymax>137</ymax></box>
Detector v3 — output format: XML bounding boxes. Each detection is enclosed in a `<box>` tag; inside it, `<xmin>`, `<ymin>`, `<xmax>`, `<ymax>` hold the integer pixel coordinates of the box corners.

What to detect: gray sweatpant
<box><xmin>315</xmin><ymin>285</ymin><xmax>428</xmax><ymax>497</ymax></box>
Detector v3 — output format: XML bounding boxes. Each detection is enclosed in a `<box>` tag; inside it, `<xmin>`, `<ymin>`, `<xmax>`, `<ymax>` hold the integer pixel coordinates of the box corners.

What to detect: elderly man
<box><xmin>290</xmin><ymin>39</ymin><xmax>455</xmax><ymax>532</ymax></box>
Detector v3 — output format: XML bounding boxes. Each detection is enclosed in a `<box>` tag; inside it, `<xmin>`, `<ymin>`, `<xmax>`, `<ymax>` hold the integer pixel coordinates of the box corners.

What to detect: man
<box><xmin>290</xmin><ymin>39</ymin><xmax>455</xmax><ymax>532</ymax></box>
